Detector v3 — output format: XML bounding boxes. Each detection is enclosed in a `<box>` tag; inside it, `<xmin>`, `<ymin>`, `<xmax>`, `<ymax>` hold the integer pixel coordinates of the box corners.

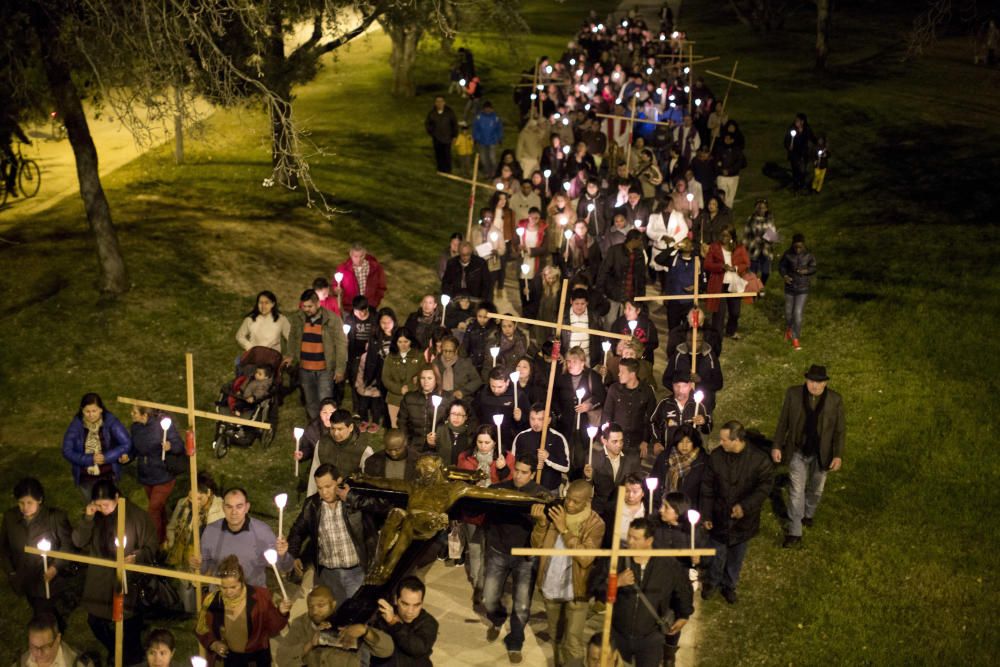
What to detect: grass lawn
<box><xmin>0</xmin><ymin>0</ymin><xmax>997</xmax><ymax>664</ymax></box>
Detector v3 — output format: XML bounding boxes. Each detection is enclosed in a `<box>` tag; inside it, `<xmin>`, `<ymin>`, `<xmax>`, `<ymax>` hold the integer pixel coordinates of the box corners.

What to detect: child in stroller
<box><xmin>212</xmin><ymin>346</ymin><xmax>283</xmax><ymax>458</ymax></box>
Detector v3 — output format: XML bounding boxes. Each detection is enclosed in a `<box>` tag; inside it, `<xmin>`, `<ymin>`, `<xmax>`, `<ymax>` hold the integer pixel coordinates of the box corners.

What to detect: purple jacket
<box><xmin>62</xmin><ymin>412</ymin><xmax>132</xmax><ymax>485</ymax></box>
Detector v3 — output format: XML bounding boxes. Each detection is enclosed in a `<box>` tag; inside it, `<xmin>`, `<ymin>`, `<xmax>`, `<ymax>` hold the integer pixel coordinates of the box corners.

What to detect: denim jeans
<box><xmin>787</xmin><ymin>451</ymin><xmax>828</xmax><ymax>537</ymax></box>
<box><xmin>482</xmin><ymin>546</ymin><xmax>535</xmax><ymax>651</ymax></box>
<box><xmin>462</xmin><ymin>523</ymin><xmax>485</xmax><ymax>593</ymax></box>
<box><xmin>784</xmin><ymin>292</ymin><xmax>809</xmax><ymax>338</ymax></box>
<box><xmin>299</xmin><ymin>368</ymin><xmax>333</xmax><ymax>420</ymax></box>
<box><xmin>750</xmin><ymin>256</ymin><xmax>772</xmax><ymax>287</ymax></box>
<box><xmin>317</xmin><ymin>564</ymin><xmax>365</xmax><ymax>604</ymax></box>
<box><xmin>706</xmin><ymin>538</ymin><xmax>750</xmax><ymax>591</ymax></box>
<box><xmin>477</xmin><ymin>144</ymin><xmax>498</xmax><ymax>179</ymax></box>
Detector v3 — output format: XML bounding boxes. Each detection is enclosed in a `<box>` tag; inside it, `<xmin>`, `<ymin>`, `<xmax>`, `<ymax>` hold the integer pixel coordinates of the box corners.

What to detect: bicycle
<box><xmin>0</xmin><ymin>141</ymin><xmax>42</xmax><ymax>203</ymax></box>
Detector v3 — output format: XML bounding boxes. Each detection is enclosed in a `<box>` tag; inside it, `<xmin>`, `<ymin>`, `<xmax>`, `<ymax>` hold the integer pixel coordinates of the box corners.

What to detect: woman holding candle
<box><xmin>609</xmin><ymin>299</ymin><xmax>659</xmax><ymax>362</ymax></box>
<box><xmin>398</xmin><ymin>365</ymin><xmax>452</xmax><ymax>452</ymax></box>
<box><xmin>471</xmin><ymin>209</ymin><xmax>508</xmax><ymax>296</ymax></box>
<box><xmin>127</xmin><ymin>406</ymin><xmax>185</xmax><ymax>544</ymax></box>
<box><xmin>0</xmin><ymin>478</ymin><xmax>76</xmax><ymax>630</ymax></box>
<box><xmin>62</xmin><ymin>393</ymin><xmax>132</xmax><ymax>501</ymax></box>
<box><xmin>196</xmin><ymin>555</ymin><xmax>290</xmax><ymax>666</ymax></box>
<box><xmin>380</xmin><ymin>328</ymin><xmax>421</xmax><ymax>428</ymax></box>
<box><xmin>72</xmin><ymin>480</ymin><xmax>157</xmax><ymax>667</ymax></box>
<box><xmin>486</xmin><ymin>317</ymin><xmax>532</xmax><ymax>371</ymax></box>
<box><xmin>705</xmin><ymin>224</ymin><xmax>751</xmax><ymax>340</ymax></box>
<box><xmin>456</xmin><ymin>425</ymin><xmax>514</xmax><ymax>608</ymax></box>
<box><xmin>513</xmin><ymin>209</ymin><xmax>549</xmax><ymax>318</ymax></box>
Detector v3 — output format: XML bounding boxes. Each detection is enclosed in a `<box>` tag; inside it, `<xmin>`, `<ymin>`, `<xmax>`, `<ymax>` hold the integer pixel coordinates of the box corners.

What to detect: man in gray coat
<box><xmin>772</xmin><ymin>365</ymin><xmax>846</xmax><ymax>547</ymax></box>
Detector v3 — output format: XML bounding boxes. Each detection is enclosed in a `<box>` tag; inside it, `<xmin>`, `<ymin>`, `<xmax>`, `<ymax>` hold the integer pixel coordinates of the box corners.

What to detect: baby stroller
<box><xmin>212</xmin><ymin>346</ymin><xmax>283</xmax><ymax>458</ymax></box>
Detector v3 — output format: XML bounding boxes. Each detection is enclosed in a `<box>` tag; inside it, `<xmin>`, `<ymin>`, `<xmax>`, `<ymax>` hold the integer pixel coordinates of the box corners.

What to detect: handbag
<box><xmin>743</xmin><ymin>271</ymin><xmax>764</xmax><ymax>295</ymax></box>
<box><xmin>165</xmin><ymin>451</ymin><xmax>189</xmax><ymax>476</ymax></box>
<box><xmin>135</xmin><ymin>573</ymin><xmax>183</xmax><ymax>616</ymax></box>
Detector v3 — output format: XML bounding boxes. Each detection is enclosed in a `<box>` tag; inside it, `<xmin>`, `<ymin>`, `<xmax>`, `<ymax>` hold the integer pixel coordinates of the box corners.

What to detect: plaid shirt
<box><xmin>353</xmin><ymin>260</ymin><xmax>370</xmax><ymax>299</ymax></box>
<box><xmin>317</xmin><ymin>501</ymin><xmax>360</xmax><ymax>569</ymax></box>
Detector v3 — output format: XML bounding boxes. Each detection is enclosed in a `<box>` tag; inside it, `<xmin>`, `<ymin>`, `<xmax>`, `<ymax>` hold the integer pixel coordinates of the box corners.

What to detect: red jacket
<box><xmin>456</xmin><ymin>449</ymin><xmax>514</xmax><ymax>525</ymax></box>
<box><xmin>514</xmin><ymin>220</ymin><xmax>550</xmax><ymax>275</ymax></box>
<box><xmin>704</xmin><ymin>242</ymin><xmax>751</xmax><ymax>312</ymax></box>
<box><xmin>196</xmin><ymin>585</ymin><xmax>288</xmax><ymax>665</ymax></box>
<box><xmin>334</xmin><ymin>255</ymin><xmax>387</xmax><ymax>312</ymax></box>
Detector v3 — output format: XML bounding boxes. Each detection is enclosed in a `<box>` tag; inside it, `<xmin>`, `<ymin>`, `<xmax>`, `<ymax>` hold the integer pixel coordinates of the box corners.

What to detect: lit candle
<box><xmin>686</xmin><ymin>192</ymin><xmax>694</xmax><ymax>212</ymax></box>
<box><xmin>628</xmin><ymin>320</ymin><xmax>638</xmax><ymax>336</ymax></box>
<box><xmin>334</xmin><ymin>271</ymin><xmax>343</xmax><ymax>289</ymax></box>
<box><xmin>586</xmin><ymin>425</ymin><xmax>598</xmax><ymax>468</ymax></box>
<box><xmin>489</xmin><ymin>230</ymin><xmax>499</xmax><ymax>244</ymax></box>
<box><xmin>687</xmin><ymin>509</ymin><xmax>701</xmax><ymax>550</ymax></box>
<box><xmin>521</xmin><ymin>263</ymin><xmax>531</xmax><ymax>294</ymax></box>
<box><xmin>114</xmin><ymin>536</ymin><xmax>128</xmax><ymax>594</ymax></box>
<box><xmin>563</xmin><ymin>229</ymin><xmax>573</xmax><ymax>259</ymax></box>
<box><xmin>430</xmin><ymin>395</ymin><xmax>443</xmax><ymax>435</ymax></box>
<box><xmin>543</xmin><ymin>169</ymin><xmax>552</xmax><ymax>179</ymax></box>
<box><xmin>293</xmin><ymin>426</ymin><xmax>304</xmax><ymax>477</ymax></box>
<box><xmin>37</xmin><ymin>539</ymin><xmax>51</xmax><ymax>599</ymax></box>
<box><xmin>493</xmin><ymin>414</ymin><xmax>504</xmax><ymax>455</ymax></box>
<box><xmin>645</xmin><ymin>477</ymin><xmax>659</xmax><ymax>514</ymax></box>
<box><xmin>440</xmin><ymin>295</ymin><xmax>451</xmax><ymax>326</ymax></box>
<box><xmin>159</xmin><ymin>416</ymin><xmax>172</xmax><ymax>461</ymax></box>
<box><xmin>634</xmin><ymin>219</ymin><xmax>642</xmax><ymax>229</ymax></box>
<box><xmin>575</xmin><ymin>387</ymin><xmax>586</xmax><ymax>431</ymax></box>
<box><xmin>263</xmin><ymin>549</ymin><xmax>289</xmax><ymax>601</ymax></box>
<box><xmin>602</xmin><ymin>340</ymin><xmax>612</xmax><ymax>366</ymax></box>
<box><xmin>342</xmin><ymin>323</ymin><xmax>351</xmax><ymax>336</ymax></box>
<box><xmin>693</xmin><ymin>389</ymin><xmax>704</xmax><ymax>419</ymax></box>
<box><xmin>274</xmin><ymin>493</ymin><xmax>288</xmax><ymax>537</ymax></box>
<box><xmin>508</xmin><ymin>372</ymin><xmax>520</xmax><ymax>412</ymax></box>
<box><xmin>191</xmin><ymin>657</ymin><xmax>208</xmax><ymax>667</ymax></box>
<box><xmin>490</xmin><ymin>346</ymin><xmax>500</xmax><ymax>367</ymax></box>
<box><xmin>496</xmin><ymin>182</ymin><xmax>504</xmax><ymax>191</ymax></box>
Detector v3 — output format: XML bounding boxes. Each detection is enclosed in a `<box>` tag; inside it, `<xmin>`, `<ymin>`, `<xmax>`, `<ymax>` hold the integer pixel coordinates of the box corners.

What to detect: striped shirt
<box><xmin>300</xmin><ymin>318</ymin><xmax>326</xmax><ymax>371</ymax></box>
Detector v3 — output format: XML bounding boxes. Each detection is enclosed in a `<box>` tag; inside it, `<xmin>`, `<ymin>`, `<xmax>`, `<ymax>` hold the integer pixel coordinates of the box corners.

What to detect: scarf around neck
<box><xmin>666</xmin><ymin>447</ymin><xmax>699</xmax><ymax>493</ymax></box>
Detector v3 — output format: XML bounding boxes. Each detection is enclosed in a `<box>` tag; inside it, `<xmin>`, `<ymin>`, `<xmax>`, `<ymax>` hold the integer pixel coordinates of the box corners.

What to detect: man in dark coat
<box><xmin>363</xmin><ymin>429</ymin><xmax>419</xmax><ymax>481</ymax></box>
<box><xmin>597</xmin><ymin>229</ymin><xmax>647</xmax><ymax>323</ymax></box>
<box><xmin>425</xmin><ymin>96</ymin><xmax>458</xmax><ymax>173</ymax></box>
<box><xmin>612</xmin><ymin>518</ymin><xmax>694</xmax><ymax>667</ymax></box>
<box><xmin>584</xmin><ymin>423</ymin><xmax>642</xmax><ymax>521</ymax></box>
<box><xmin>700</xmin><ymin>420</ymin><xmax>774</xmax><ymax>604</ymax></box>
<box><xmin>771</xmin><ymin>365</ymin><xmax>845</xmax><ymax>547</ymax></box>
<box><xmin>373</xmin><ymin>576</ymin><xmax>439</xmax><ymax>667</ymax></box>
<box><xmin>441</xmin><ymin>242</ymin><xmax>491</xmax><ymax>302</ymax></box>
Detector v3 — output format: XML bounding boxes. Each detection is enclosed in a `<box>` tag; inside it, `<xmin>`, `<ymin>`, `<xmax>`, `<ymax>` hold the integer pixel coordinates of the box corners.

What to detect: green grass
<box><xmin>0</xmin><ymin>0</ymin><xmax>617</xmax><ymax>662</ymax></box>
<box><xmin>0</xmin><ymin>0</ymin><xmax>997</xmax><ymax>664</ymax></box>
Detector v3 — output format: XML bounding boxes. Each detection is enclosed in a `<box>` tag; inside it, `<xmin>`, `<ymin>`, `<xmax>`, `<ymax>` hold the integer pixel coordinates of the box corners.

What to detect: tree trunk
<box><xmin>266</xmin><ymin>1</ymin><xmax>298</xmax><ymax>189</ymax></box>
<box><xmin>31</xmin><ymin>5</ymin><xmax>129</xmax><ymax>296</ymax></box>
<box><xmin>815</xmin><ymin>0</ymin><xmax>832</xmax><ymax>69</ymax></box>
<box><xmin>174</xmin><ymin>86</ymin><xmax>184</xmax><ymax>165</ymax></box>
<box><xmin>388</xmin><ymin>26</ymin><xmax>422</xmax><ymax>97</ymax></box>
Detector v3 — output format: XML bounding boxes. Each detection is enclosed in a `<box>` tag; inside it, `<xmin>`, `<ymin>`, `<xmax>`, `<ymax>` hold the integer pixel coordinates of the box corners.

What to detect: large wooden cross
<box><xmin>486</xmin><ymin>279</ymin><xmax>630</xmax><ymax>483</ymax></box>
<box><xmin>25</xmin><ymin>498</ymin><xmax>221</xmax><ymax>667</ymax></box>
<box><xmin>512</xmin><ymin>489</ymin><xmax>714</xmax><ymax>666</ymax></box>
<box><xmin>635</xmin><ymin>256</ymin><xmax>757</xmax><ymax>374</ymax></box>
<box><xmin>705</xmin><ymin>61</ymin><xmax>759</xmax><ymax>151</ymax></box>
<box><xmin>435</xmin><ymin>153</ymin><xmax>483</xmax><ymax>241</ymax></box>
<box><xmin>116</xmin><ymin>353</ymin><xmax>270</xmax><ymax>621</ymax></box>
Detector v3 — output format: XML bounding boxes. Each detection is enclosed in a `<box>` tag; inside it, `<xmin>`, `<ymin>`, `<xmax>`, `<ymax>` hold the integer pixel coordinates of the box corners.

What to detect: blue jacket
<box><xmin>473</xmin><ymin>110</ymin><xmax>503</xmax><ymax>146</ymax></box>
<box><xmin>129</xmin><ymin>417</ymin><xmax>185</xmax><ymax>486</ymax></box>
<box><xmin>62</xmin><ymin>412</ymin><xmax>132</xmax><ymax>485</ymax></box>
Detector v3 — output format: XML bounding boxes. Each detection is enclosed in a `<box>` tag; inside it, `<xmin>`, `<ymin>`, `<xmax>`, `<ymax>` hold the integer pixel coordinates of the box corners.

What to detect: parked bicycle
<box><xmin>0</xmin><ymin>141</ymin><xmax>41</xmax><ymax>206</ymax></box>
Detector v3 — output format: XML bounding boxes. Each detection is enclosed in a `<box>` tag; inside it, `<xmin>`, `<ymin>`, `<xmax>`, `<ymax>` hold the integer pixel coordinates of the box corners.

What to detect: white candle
<box><xmin>263</xmin><ymin>549</ymin><xmax>289</xmax><ymax>601</ymax></box>
<box><xmin>191</xmin><ymin>657</ymin><xmax>208</xmax><ymax>667</ymax></box>
<box><xmin>543</xmin><ymin>169</ymin><xmax>552</xmax><ymax>179</ymax></box>
<box><xmin>602</xmin><ymin>340</ymin><xmax>612</xmax><ymax>366</ymax></box>
<box><xmin>575</xmin><ymin>387</ymin><xmax>586</xmax><ymax>431</ymax></box>
<box><xmin>521</xmin><ymin>263</ymin><xmax>531</xmax><ymax>293</ymax></box>
<box><xmin>274</xmin><ymin>493</ymin><xmax>288</xmax><ymax>537</ymax></box>
<box><xmin>634</xmin><ymin>219</ymin><xmax>642</xmax><ymax>229</ymax></box>
<box><xmin>686</xmin><ymin>192</ymin><xmax>694</xmax><ymax>212</ymax></box>
<box><xmin>430</xmin><ymin>395</ymin><xmax>443</xmax><ymax>435</ymax></box>
<box><xmin>114</xmin><ymin>536</ymin><xmax>128</xmax><ymax>594</ymax></box>
<box><xmin>508</xmin><ymin>372</ymin><xmax>520</xmax><ymax>411</ymax></box>
<box><xmin>693</xmin><ymin>390</ymin><xmax>704</xmax><ymax>420</ymax></box>
<box><xmin>440</xmin><ymin>295</ymin><xmax>451</xmax><ymax>326</ymax></box>
<box><xmin>586</xmin><ymin>426</ymin><xmax>598</xmax><ymax>468</ymax></box>
<box><xmin>687</xmin><ymin>509</ymin><xmax>701</xmax><ymax>550</ymax></box>
<box><xmin>645</xmin><ymin>477</ymin><xmax>659</xmax><ymax>514</ymax></box>
<box><xmin>628</xmin><ymin>320</ymin><xmax>638</xmax><ymax>336</ymax></box>
<box><xmin>492</xmin><ymin>414</ymin><xmax>504</xmax><ymax>455</ymax></box>
<box><xmin>563</xmin><ymin>229</ymin><xmax>573</xmax><ymax>259</ymax></box>
<box><xmin>334</xmin><ymin>271</ymin><xmax>344</xmax><ymax>289</ymax></box>
<box><xmin>293</xmin><ymin>426</ymin><xmax>304</xmax><ymax>477</ymax></box>
<box><xmin>159</xmin><ymin>416</ymin><xmax>171</xmax><ymax>461</ymax></box>
<box><xmin>490</xmin><ymin>346</ymin><xmax>500</xmax><ymax>367</ymax></box>
<box><xmin>342</xmin><ymin>323</ymin><xmax>351</xmax><ymax>336</ymax></box>
<box><xmin>37</xmin><ymin>539</ymin><xmax>51</xmax><ymax>599</ymax></box>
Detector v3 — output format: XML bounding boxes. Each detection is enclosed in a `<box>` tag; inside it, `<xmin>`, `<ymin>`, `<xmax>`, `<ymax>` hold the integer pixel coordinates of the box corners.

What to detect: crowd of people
<box><xmin>0</xmin><ymin>5</ymin><xmax>847</xmax><ymax>667</ymax></box>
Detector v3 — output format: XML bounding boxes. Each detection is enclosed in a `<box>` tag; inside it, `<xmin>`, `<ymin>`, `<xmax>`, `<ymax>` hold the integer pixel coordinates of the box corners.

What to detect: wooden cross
<box><xmin>512</xmin><ymin>489</ymin><xmax>714</xmax><ymax>666</ymax></box>
<box><xmin>705</xmin><ymin>61</ymin><xmax>759</xmax><ymax>151</ymax></box>
<box><xmin>25</xmin><ymin>498</ymin><xmax>222</xmax><ymax>667</ymax></box>
<box><xmin>116</xmin><ymin>353</ymin><xmax>271</xmax><ymax>627</ymax></box>
<box><xmin>437</xmin><ymin>169</ymin><xmax>495</xmax><ymax>194</ymax></box>
<box><xmin>635</xmin><ymin>256</ymin><xmax>757</xmax><ymax>375</ymax></box>
<box><xmin>486</xmin><ymin>280</ymin><xmax>630</xmax><ymax>483</ymax></box>
<box><xmin>435</xmin><ymin>154</ymin><xmax>483</xmax><ymax>241</ymax></box>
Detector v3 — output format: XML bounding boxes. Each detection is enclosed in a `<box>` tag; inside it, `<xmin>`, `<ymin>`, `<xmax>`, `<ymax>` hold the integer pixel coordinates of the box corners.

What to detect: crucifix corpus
<box><xmin>512</xmin><ymin>489</ymin><xmax>715</xmax><ymax>666</ymax></box>
<box><xmin>486</xmin><ymin>279</ymin><xmax>630</xmax><ymax>483</ymax></box>
<box><xmin>116</xmin><ymin>353</ymin><xmax>271</xmax><ymax>627</ymax></box>
<box><xmin>25</xmin><ymin>498</ymin><xmax>222</xmax><ymax>667</ymax></box>
<box><xmin>705</xmin><ymin>61</ymin><xmax>759</xmax><ymax>151</ymax></box>
<box><xmin>635</xmin><ymin>256</ymin><xmax>757</xmax><ymax>375</ymax></box>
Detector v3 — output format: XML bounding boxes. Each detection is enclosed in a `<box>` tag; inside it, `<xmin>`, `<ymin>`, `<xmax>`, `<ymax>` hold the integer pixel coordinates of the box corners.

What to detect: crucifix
<box><xmin>25</xmin><ymin>498</ymin><xmax>222</xmax><ymax>667</ymax></box>
<box><xmin>486</xmin><ymin>279</ymin><xmax>630</xmax><ymax>483</ymax></box>
<box><xmin>116</xmin><ymin>353</ymin><xmax>271</xmax><ymax>625</ymax></box>
<box><xmin>635</xmin><ymin>255</ymin><xmax>757</xmax><ymax>375</ymax></box>
<box><xmin>705</xmin><ymin>61</ymin><xmax>759</xmax><ymax>151</ymax></box>
<box><xmin>512</xmin><ymin>489</ymin><xmax>715</xmax><ymax>666</ymax></box>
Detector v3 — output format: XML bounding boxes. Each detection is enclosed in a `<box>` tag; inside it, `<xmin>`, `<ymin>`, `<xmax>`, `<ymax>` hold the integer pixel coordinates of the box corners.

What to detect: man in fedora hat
<box><xmin>771</xmin><ymin>365</ymin><xmax>846</xmax><ymax>548</ymax></box>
